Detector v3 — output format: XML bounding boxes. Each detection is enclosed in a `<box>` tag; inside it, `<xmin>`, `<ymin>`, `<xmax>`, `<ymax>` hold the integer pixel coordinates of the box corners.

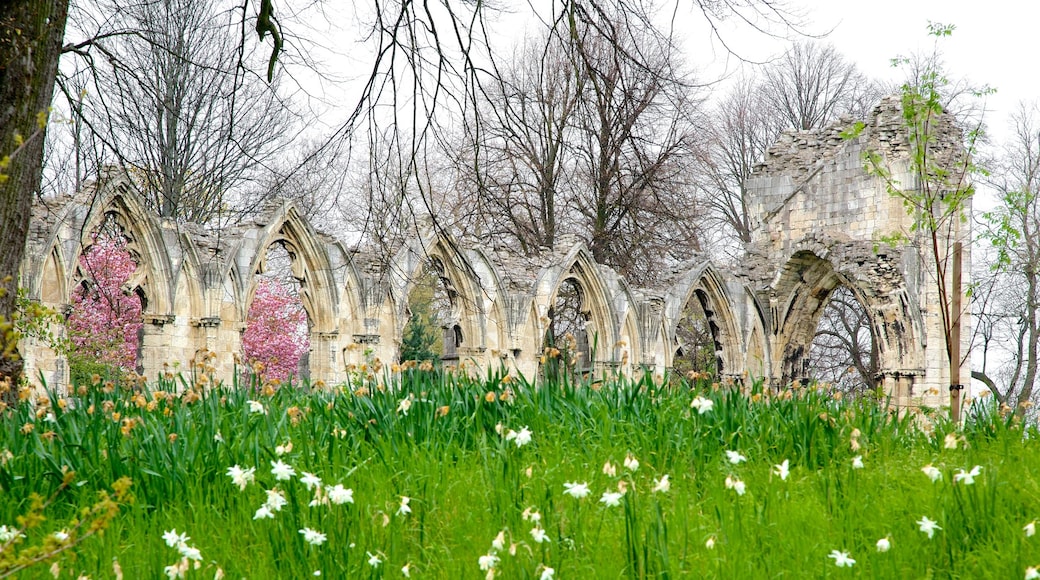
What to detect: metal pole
<box><xmin>950</xmin><ymin>241</ymin><xmax>963</xmax><ymax>422</ymax></box>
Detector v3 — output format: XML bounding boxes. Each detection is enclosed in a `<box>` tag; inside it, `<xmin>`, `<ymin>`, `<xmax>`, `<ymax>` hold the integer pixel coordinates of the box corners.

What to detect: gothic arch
<box><xmin>664</xmin><ymin>262</ymin><xmax>744</xmax><ymax>378</ymax></box>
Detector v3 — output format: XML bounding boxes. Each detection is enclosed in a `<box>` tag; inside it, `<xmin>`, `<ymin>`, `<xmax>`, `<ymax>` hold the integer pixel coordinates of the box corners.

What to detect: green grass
<box><xmin>1</xmin><ymin>369</ymin><xmax>1038</xmax><ymax>578</ymax></box>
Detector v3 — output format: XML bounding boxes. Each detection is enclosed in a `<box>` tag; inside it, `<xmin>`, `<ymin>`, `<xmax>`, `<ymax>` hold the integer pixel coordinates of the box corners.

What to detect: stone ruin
<box><xmin>18</xmin><ymin>96</ymin><xmax>971</xmax><ymax>411</ymax></box>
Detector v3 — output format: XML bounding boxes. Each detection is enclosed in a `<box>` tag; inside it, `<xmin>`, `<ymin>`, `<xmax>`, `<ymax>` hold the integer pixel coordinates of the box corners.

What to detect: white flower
<box><xmin>247</xmin><ymin>400</ymin><xmax>266</xmax><ymax>414</ymax></box>
<box><xmin>539</xmin><ymin>566</ymin><xmax>555</xmax><ymax>580</ymax></box>
<box><xmin>726</xmin><ymin>450</ymin><xmax>747</xmax><ymax>464</ymax></box>
<box><xmin>1027</xmin><ymin>566</ymin><xmax>1040</xmax><ymax>580</ymax></box>
<box><xmin>401</xmin><ymin>563</ymin><xmax>412</xmax><ymax>577</ymax></box>
<box><xmin>851</xmin><ymin>455</ymin><xmax>864</xmax><ymax>469</ymax></box>
<box><xmin>624</xmin><ymin>454</ymin><xmax>640</xmax><ymax>471</ymax></box>
<box><xmin>876</xmin><ymin>537</ymin><xmax>891</xmax><ymax>552</ymax></box>
<box><xmin>164</xmin><ymin>560</ymin><xmax>187</xmax><ymax>579</ymax></box>
<box><xmin>253</xmin><ymin>505</ymin><xmax>274</xmax><ymax>520</ymax></box>
<box><xmin>563</xmin><ymin>481</ymin><xmax>591</xmax><ymax>499</ymax></box>
<box><xmin>226</xmin><ymin>465</ymin><xmax>255</xmax><ymax>491</ymax></box>
<box><xmin>600</xmin><ymin>491</ymin><xmax>624</xmax><ymax>507</ymax></box>
<box><xmin>178</xmin><ymin>544</ymin><xmax>202</xmax><ymax>561</ymax></box>
<box><xmin>828</xmin><ymin>550</ymin><xmax>855</xmax><ymax>568</ymax></box>
<box><xmin>299</xmin><ymin>528</ymin><xmax>327</xmax><ymax>546</ymax></box>
<box><xmin>725</xmin><ymin>475</ymin><xmax>746</xmax><ymax>496</ymax></box>
<box><xmin>492</xmin><ymin>530</ymin><xmax>506</xmax><ymax>552</ymax></box>
<box><xmin>652</xmin><ymin>474</ymin><xmax>671</xmax><ymax>493</ymax></box>
<box><xmin>602</xmin><ymin>461</ymin><xmax>617</xmax><ymax>476</ymax></box>
<box><xmin>300</xmin><ymin>472</ymin><xmax>322</xmax><ymax>491</ymax></box>
<box><xmin>530</xmin><ymin>526</ymin><xmax>550</xmax><ymax>543</ymax></box>
<box><xmin>478</xmin><ymin>553</ymin><xmax>499</xmax><ymax>571</ymax></box>
<box><xmin>921</xmin><ymin>464</ymin><xmax>942</xmax><ymax>482</ymax></box>
<box><xmin>275</xmin><ymin>441</ymin><xmax>293</xmax><ymax>456</ymax></box>
<box><xmin>954</xmin><ymin>465</ymin><xmax>982</xmax><ymax>485</ymax></box>
<box><xmin>773</xmin><ymin>459</ymin><xmax>790</xmax><ymax>481</ymax></box>
<box><xmin>162</xmin><ymin>529</ymin><xmax>189</xmax><ymax>548</ymax></box>
<box><xmin>265</xmin><ymin>489</ymin><xmax>288</xmax><ymax>511</ymax></box>
<box><xmin>522</xmin><ymin>507</ymin><xmax>542</xmax><ymax>522</ymax></box>
<box><xmin>328</xmin><ymin>484</ymin><xmax>354</xmax><ymax>505</ymax></box>
<box><xmin>397</xmin><ymin>496</ymin><xmax>412</xmax><ymax>516</ymax></box>
<box><xmin>53</xmin><ymin>530</ymin><xmax>69</xmax><ymax>542</ymax></box>
<box><xmin>1027</xmin><ymin>521</ymin><xmax>1037</xmax><ymax>538</ymax></box>
<box><xmin>944</xmin><ymin>433</ymin><xmax>959</xmax><ymax>449</ymax></box>
<box><xmin>917</xmin><ymin>516</ymin><xmax>941</xmax><ymax>539</ymax></box>
<box><xmin>367</xmin><ymin>552</ymin><xmax>382</xmax><ymax>567</ymax></box>
<box><xmin>397</xmin><ymin>397</ymin><xmax>412</xmax><ymax>415</ymax></box>
<box><xmin>270</xmin><ymin>460</ymin><xmax>295</xmax><ymax>481</ymax></box>
<box><xmin>690</xmin><ymin>396</ymin><xmax>714</xmax><ymax>414</ymax></box>
<box><xmin>213</xmin><ymin>432</ymin><xmax>224</xmax><ymax>443</ymax></box>
<box><xmin>0</xmin><ymin>525</ymin><xmax>22</xmax><ymax>543</ymax></box>
<box><xmin>705</xmin><ymin>536</ymin><xmax>716</xmax><ymax>549</ymax></box>
<box><xmin>513</xmin><ymin>426</ymin><xmax>532</xmax><ymax>447</ymax></box>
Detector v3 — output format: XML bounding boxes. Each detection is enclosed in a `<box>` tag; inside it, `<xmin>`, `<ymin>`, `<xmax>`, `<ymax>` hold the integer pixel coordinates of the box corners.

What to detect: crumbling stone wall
<box><xmin>18</xmin><ymin>95</ymin><xmax>971</xmax><ymax>414</ymax></box>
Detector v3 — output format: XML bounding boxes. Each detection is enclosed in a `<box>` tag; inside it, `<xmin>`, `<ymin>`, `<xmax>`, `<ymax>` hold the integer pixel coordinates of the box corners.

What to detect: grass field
<box><xmin>1</xmin><ymin>368</ymin><xmax>1038</xmax><ymax>578</ymax></box>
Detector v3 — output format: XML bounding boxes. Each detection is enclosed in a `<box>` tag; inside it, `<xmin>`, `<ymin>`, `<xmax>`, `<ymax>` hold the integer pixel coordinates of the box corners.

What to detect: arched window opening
<box><xmin>544</xmin><ymin>278</ymin><xmax>592</xmax><ymax>377</ymax></box>
<box><xmin>243</xmin><ymin>243</ymin><xmax>310</xmax><ymax>384</ymax></box>
<box><xmin>66</xmin><ymin>213</ymin><xmax>143</xmax><ymax>384</ymax></box>
<box><xmin>808</xmin><ymin>285</ymin><xmax>879</xmax><ymax>395</ymax></box>
<box><xmin>673</xmin><ymin>289</ymin><xmax>718</xmax><ymax>377</ymax></box>
<box><xmin>400</xmin><ymin>258</ymin><xmax>457</xmax><ymax>363</ymax></box>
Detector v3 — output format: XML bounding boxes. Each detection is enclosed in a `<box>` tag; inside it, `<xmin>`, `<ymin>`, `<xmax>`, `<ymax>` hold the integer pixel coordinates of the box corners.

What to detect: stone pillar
<box><xmin>310</xmin><ymin>331</ymin><xmax>340</xmax><ymax>384</ymax></box>
<box><xmin>138</xmin><ymin>314</ymin><xmax>175</xmax><ymax>380</ymax></box>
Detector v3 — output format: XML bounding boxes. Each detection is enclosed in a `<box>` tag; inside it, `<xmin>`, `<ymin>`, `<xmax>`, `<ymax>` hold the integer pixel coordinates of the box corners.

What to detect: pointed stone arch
<box><xmin>664</xmin><ymin>262</ymin><xmax>744</xmax><ymax>379</ymax></box>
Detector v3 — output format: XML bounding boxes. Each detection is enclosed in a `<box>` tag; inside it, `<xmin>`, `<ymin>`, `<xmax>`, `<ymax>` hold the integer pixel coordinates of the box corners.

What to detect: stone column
<box><xmin>138</xmin><ymin>314</ymin><xmax>175</xmax><ymax>380</ymax></box>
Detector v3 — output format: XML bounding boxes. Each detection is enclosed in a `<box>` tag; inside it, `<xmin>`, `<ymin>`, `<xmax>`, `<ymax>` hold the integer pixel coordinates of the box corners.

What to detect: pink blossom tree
<box><xmin>242</xmin><ymin>277</ymin><xmax>309</xmax><ymax>382</ymax></box>
<box><xmin>67</xmin><ymin>234</ymin><xmax>143</xmax><ymax>371</ymax></box>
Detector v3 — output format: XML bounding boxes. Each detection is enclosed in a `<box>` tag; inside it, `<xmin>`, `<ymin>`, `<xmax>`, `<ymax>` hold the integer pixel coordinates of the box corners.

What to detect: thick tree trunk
<box><xmin>0</xmin><ymin>0</ymin><xmax>70</xmax><ymax>384</ymax></box>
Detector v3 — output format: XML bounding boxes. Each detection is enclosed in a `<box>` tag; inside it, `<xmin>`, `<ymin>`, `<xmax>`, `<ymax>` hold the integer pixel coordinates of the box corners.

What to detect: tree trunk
<box><xmin>0</xmin><ymin>0</ymin><xmax>70</xmax><ymax>384</ymax></box>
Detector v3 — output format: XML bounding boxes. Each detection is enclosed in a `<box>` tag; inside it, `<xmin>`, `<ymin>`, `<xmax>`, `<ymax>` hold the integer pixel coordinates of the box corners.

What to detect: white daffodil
<box><xmin>603</xmin><ymin>461</ymin><xmax>617</xmax><ymax>476</ymax></box>
<box><xmin>162</xmin><ymin>529</ymin><xmax>189</xmax><ymax>548</ymax></box>
<box><xmin>367</xmin><ymin>552</ymin><xmax>382</xmax><ymax>567</ymax></box>
<box><xmin>953</xmin><ymin>465</ymin><xmax>982</xmax><ymax>485</ymax></box>
<box><xmin>478</xmin><ymin>553</ymin><xmax>499</xmax><ymax>571</ymax></box>
<box><xmin>624</xmin><ymin>454</ymin><xmax>640</xmax><ymax>471</ymax></box>
<box><xmin>1027</xmin><ymin>521</ymin><xmax>1037</xmax><ymax>538</ymax></box>
<box><xmin>52</xmin><ymin>530</ymin><xmax>69</xmax><ymax>542</ymax></box>
<box><xmin>563</xmin><ymin>481</ymin><xmax>591</xmax><ymax>499</ymax></box>
<box><xmin>921</xmin><ymin>464</ymin><xmax>942</xmax><ymax>482</ymax></box>
<box><xmin>275</xmin><ymin>441</ymin><xmax>293</xmax><ymax>456</ymax></box>
<box><xmin>226</xmin><ymin>465</ymin><xmax>255</xmax><ymax>491</ymax></box>
<box><xmin>725</xmin><ymin>450</ymin><xmax>747</xmax><ymax>465</ymax></box>
<box><xmin>178</xmin><ymin>544</ymin><xmax>202</xmax><ymax>561</ymax></box>
<box><xmin>299</xmin><ymin>528</ymin><xmax>327</xmax><ymax>546</ymax></box>
<box><xmin>705</xmin><ymin>536</ymin><xmax>716</xmax><ymax>549</ymax></box>
<box><xmin>265</xmin><ymin>489</ymin><xmax>288</xmax><ymax>511</ymax></box>
<box><xmin>774</xmin><ymin>459</ymin><xmax>790</xmax><ymax>481</ymax></box>
<box><xmin>725</xmin><ymin>475</ymin><xmax>746</xmax><ymax>496</ymax></box>
<box><xmin>397</xmin><ymin>397</ymin><xmax>412</xmax><ymax>415</ymax></box>
<box><xmin>270</xmin><ymin>459</ymin><xmax>295</xmax><ymax>481</ymax></box>
<box><xmin>944</xmin><ymin>433</ymin><xmax>959</xmax><ymax>449</ymax></box>
<box><xmin>0</xmin><ymin>525</ymin><xmax>22</xmax><ymax>543</ymax></box>
<box><xmin>327</xmin><ymin>484</ymin><xmax>354</xmax><ymax>505</ymax></box>
<box><xmin>828</xmin><ymin>550</ymin><xmax>855</xmax><ymax>568</ymax></box>
<box><xmin>1027</xmin><ymin>566</ymin><xmax>1040</xmax><ymax>580</ymax></box>
<box><xmin>492</xmin><ymin>530</ymin><xmax>506</xmax><ymax>552</ymax></box>
<box><xmin>397</xmin><ymin>496</ymin><xmax>412</xmax><ymax>516</ymax></box>
<box><xmin>253</xmin><ymin>505</ymin><xmax>274</xmax><ymax>520</ymax></box>
<box><xmin>851</xmin><ymin>455</ymin><xmax>864</xmax><ymax>469</ymax></box>
<box><xmin>300</xmin><ymin>472</ymin><xmax>322</xmax><ymax>491</ymax></box>
<box><xmin>600</xmin><ymin>491</ymin><xmax>624</xmax><ymax>507</ymax></box>
<box><xmin>513</xmin><ymin>426</ymin><xmax>532</xmax><ymax>447</ymax></box>
<box><xmin>652</xmin><ymin>474</ymin><xmax>671</xmax><ymax>493</ymax></box>
<box><xmin>539</xmin><ymin>566</ymin><xmax>555</xmax><ymax>580</ymax></box>
<box><xmin>522</xmin><ymin>507</ymin><xmax>542</xmax><ymax>523</ymax></box>
<box><xmin>247</xmin><ymin>400</ymin><xmax>266</xmax><ymax>414</ymax></box>
<box><xmin>401</xmin><ymin>563</ymin><xmax>412</xmax><ymax>577</ymax></box>
<box><xmin>876</xmin><ymin>537</ymin><xmax>891</xmax><ymax>552</ymax></box>
<box><xmin>690</xmin><ymin>396</ymin><xmax>714</xmax><ymax>414</ymax></box>
<box><xmin>530</xmin><ymin>526</ymin><xmax>550</xmax><ymax>543</ymax></box>
<box><xmin>917</xmin><ymin>516</ymin><xmax>941</xmax><ymax>539</ymax></box>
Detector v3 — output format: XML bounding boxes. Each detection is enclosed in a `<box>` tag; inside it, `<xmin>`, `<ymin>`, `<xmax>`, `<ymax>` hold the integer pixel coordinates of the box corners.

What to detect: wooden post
<box><xmin>950</xmin><ymin>241</ymin><xmax>963</xmax><ymax>422</ymax></box>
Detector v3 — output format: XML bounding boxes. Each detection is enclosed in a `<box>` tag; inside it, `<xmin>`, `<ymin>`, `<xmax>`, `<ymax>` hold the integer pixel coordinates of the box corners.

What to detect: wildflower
<box><xmin>270</xmin><ymin>460</ymin><xmax>295</xmax><ymax>481</ymax></box>
<box><xmin>492</xmin><ymin>530</ymin><xmax>506</xmax><ymax>551</ymax></box>
<box><xmin>367</xmin><ymin>552</ymin><xmax>382</xmax><ymax>567</ymax></box>
<box><xmin>253</xmin><ymin>505</ymin><xmax>274</xmax><ymax>520</ymax></box>
<box><xmin>300</xmin><ymin>472</ymin><xmax>322</xmax><ymax>491</ymax></box>
<box><xmin>773</xmin><ymin>460</ymin><xmax>790</xmax><ymax>481</ymax></box>
<box><xmin>401</xmin><ymin>563</ymin><xmax>412</xmax><ymax>577</ymax></box>
<box><xmin>851</xmin><ymin>456</ymin><xmax>864</xmax><ymax>469</ymax></box>
<box><xmin>921</xmin><ymin>464</ymin><xmax>942</xmax><ymax>482</ymax></box>
<box><xmin>828</xmin><ymin>550</ymin><xmax>855</xmax><ymax>568</ymax></box>
<box><xmin>214</xmin><ymin>432</ymin><xmax>225</xmax><ymax>443</ymax></box>
<box><xmin>954</xmin><ymin>465</ymin><xmax>982</xmax><ymax>485</ymax></box>
<box><xmin>162</xmin><ymin>529</ymin><xmax>190</xmax><ymax>548</ymax></box>
<box><xmin>530</xmin><ymin>526</ymin><xmax>550</xmax><ymax>543</ymax></box>
<box><xmin>522</xmin><ymin>507</ymin><xmax>542</xmax><ymax>523</ymax></box>
<box><xmin>164</xmin><ymin>560</ymin><xmax>188</xmax><ymax>579</ymax></box>
<box><xmin>299</xmin><ymin>528</ymin><xmax>327</xmax><ymax>546</ymax></box>
<box><xmin>725</xmin><ymin>475</ymin><xmax>746</xmax><ymax>496</ymax></box>
<box><xmin>178</xmin><ymin>544</ymin><xmax>202</xmax><ymax>561</ymax></box>
<box><xmin>247</xmin><ymin>400</ymin><xmax>266</xmax><ymax>414</ymax></box>
<box><xmin>226</xmin><ymin>465</ymin><xmax>255</xmax><ymax>491</ymax></box>
<box><xmin>690</xmin><ymin>396</ymin><xmax>714</xmax><ymax>414</ymax></box>
<box><xmin>624</xmin><ymin>454</ymin><xmax>639</xmax><ymax>471</ymax></box>
<box><xmin>603</xmin><ymin>461</ymin><xmax>617</xmax><ymax>476</ymax></box>
<box><xmin>265</xmin><ymin>489</ymin><xmax>288</xmax><ymax>511</ymax></box>
<box><xmin>917</xmin><ymin>516</ymin><xmax>941</xmax><ymax>539</ymax></box>
<box><xmin>397</xmin><ymin>397</ymin><xmax>412</xmax><ymax>415</ymax></box>
<box><xmin>652</xmin><ymin>474</ymin><xmax>671</xmax><ymax>493</ymax></box>
<box><xmin>1028</xmin><ymin>566</ymin><xmax>1040</xmax><ymax>580</ymax></box>
<box><xmin>705</xmin><ymin>536</ymin><xmax>716</xmax><ymax>549</ymax></box>
<box><xmin>600</xmin><ymin>491</ymin><xmax>624</xmax><ymax>507</ymax></box>
<box><xmin>563</xmin><ymin>482</ymin><xmax>591</xmax><ymax>499</ymax></box>
<box><xmin>478</xmin><ymin>553</ymin><xmax>499</xmax><ymax>571</ymax></box>
<box><xmin>513</xmin><ymin>426</ymin><xmax>532</xmax><ymax>447</ymax></box>
<box><xmin>397</xmin><ymin>496</ymin><xmax>412</xmax><ymax>516</ymax></box>
<box><xmin>539</xmin><ymin>566</ymin><xmax>555</xmax><ymax>580</ymax></box>
<box><xmin>876</xmin><ymin>537</ymin><xmax>891</xmax><ymax>552</ymax></box>
<box><xmin>53</xmin><ymin>530</ymin><xmax>69</xmax><ymax>542</ymax></box>
<box><xmin>275</xmin><ymin>441</ymin><xmax>293</xmax><ymax>455</ymax></box>
<box><xmin>725</xmin><ymin>450</ymin><xmax>747</xmax><ymax>464</ymax></box>
<box><xmin>328</xmin><ymin>484</ymin><xmax>354</xmax><ymax>505</ymax></box>
<box><xmin>944</xmin><ymin>433</ymin><xmax>959</xmax><ymax>449</ymax></box>
<box><xmin>1027</xmin><ymin>521</ymin><xmax>1037</xmax><ymax>537</ymax></box>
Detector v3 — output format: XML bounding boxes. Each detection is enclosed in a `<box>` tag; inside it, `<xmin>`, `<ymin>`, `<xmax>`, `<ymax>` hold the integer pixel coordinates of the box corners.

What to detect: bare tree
<box><xmin>808</xmin><ymin>286</ymin><xmax>879</xmax><ymax>394</ymax></box>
